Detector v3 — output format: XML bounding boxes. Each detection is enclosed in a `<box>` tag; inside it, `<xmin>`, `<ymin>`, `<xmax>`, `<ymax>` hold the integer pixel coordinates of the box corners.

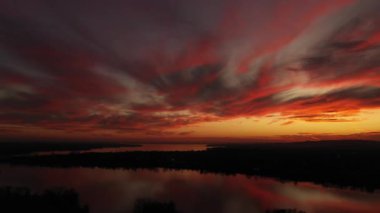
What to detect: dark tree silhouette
<box><xmin>0</xmin><ymin>186</ymin><xmax>89</xmax><ymax>213</ymax></box>
<box><xmin>266</xmin><ymin>209</ymin><xmax>306</xmax><ymax>213</ymax></box>
<box><xmin>133</xmin><ymin>199</ymin><xmax>179</xmax><ymax>213</ymax></box>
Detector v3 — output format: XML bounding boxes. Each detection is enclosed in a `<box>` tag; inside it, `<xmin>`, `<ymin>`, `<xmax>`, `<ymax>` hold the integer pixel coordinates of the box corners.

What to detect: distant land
<box><xmin>2</xmin><ymin>140</ymin><xmax>380</xmax><ymax>192</ymax></box>
<box><xmin>0</xmin><ymin>141</ymin><xmax>139</xmax><ymax>157</ymax></box>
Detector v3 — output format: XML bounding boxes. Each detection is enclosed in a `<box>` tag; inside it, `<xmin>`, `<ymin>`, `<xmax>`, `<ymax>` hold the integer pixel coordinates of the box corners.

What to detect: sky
<box><xmin>0</xmin><ymin>0</ymin><xmax>380</xmax><ymax>142</ymax></box>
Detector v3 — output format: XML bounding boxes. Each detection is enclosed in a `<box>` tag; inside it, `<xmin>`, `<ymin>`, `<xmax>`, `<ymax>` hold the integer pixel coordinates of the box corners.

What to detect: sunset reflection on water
<box><xmin>0</xmin><ymin>164</ymin><xmax>379</xmax><ymax>213</ymax></box>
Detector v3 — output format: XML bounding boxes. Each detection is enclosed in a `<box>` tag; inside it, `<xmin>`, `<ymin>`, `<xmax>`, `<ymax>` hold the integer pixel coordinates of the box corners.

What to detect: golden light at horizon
<box><xmin>174</xmin><ymin>109</ymin><xmax>380</xmax><ymax>139</ymax></box>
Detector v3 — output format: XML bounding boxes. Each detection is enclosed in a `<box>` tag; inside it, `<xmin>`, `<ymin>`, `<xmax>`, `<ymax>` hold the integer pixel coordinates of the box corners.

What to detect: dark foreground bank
<box><xmin>0</xmin><ymin>187</ymin><xmax>88</xmax><ymax>213</ymax></box>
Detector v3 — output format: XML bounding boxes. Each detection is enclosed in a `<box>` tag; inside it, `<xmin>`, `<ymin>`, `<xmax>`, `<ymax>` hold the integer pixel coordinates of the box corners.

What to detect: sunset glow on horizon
<box><xmin>1</xmin><ymin>0</ymin><xmax>380</xmax><ymax>142</ymax></box>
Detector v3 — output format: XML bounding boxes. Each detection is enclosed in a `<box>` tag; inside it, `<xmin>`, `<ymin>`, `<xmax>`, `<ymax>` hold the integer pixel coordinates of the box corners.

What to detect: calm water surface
<box><xmin>28</xmin><ymin>144</ymin><xmax>208</xmax><ymax>156</ymax></box>
<box><xmin>0</xmin><ymin>163</ymin><xmax>379</xmax><ymax>213</ymax></box>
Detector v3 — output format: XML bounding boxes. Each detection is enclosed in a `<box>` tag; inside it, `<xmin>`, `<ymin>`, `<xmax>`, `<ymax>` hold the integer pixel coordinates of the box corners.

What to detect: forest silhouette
<box><xmin>4</xmin><ymin>140</ymin><xmax>380</xmax><ymax>192</ymax></box>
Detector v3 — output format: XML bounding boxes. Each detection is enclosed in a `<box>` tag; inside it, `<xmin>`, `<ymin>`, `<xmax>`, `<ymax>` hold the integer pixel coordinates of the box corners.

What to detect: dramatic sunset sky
<box><xmin>0</xmin><ymin>0</ymin><xmax>379</xmax><ymax>142</ymax></box>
